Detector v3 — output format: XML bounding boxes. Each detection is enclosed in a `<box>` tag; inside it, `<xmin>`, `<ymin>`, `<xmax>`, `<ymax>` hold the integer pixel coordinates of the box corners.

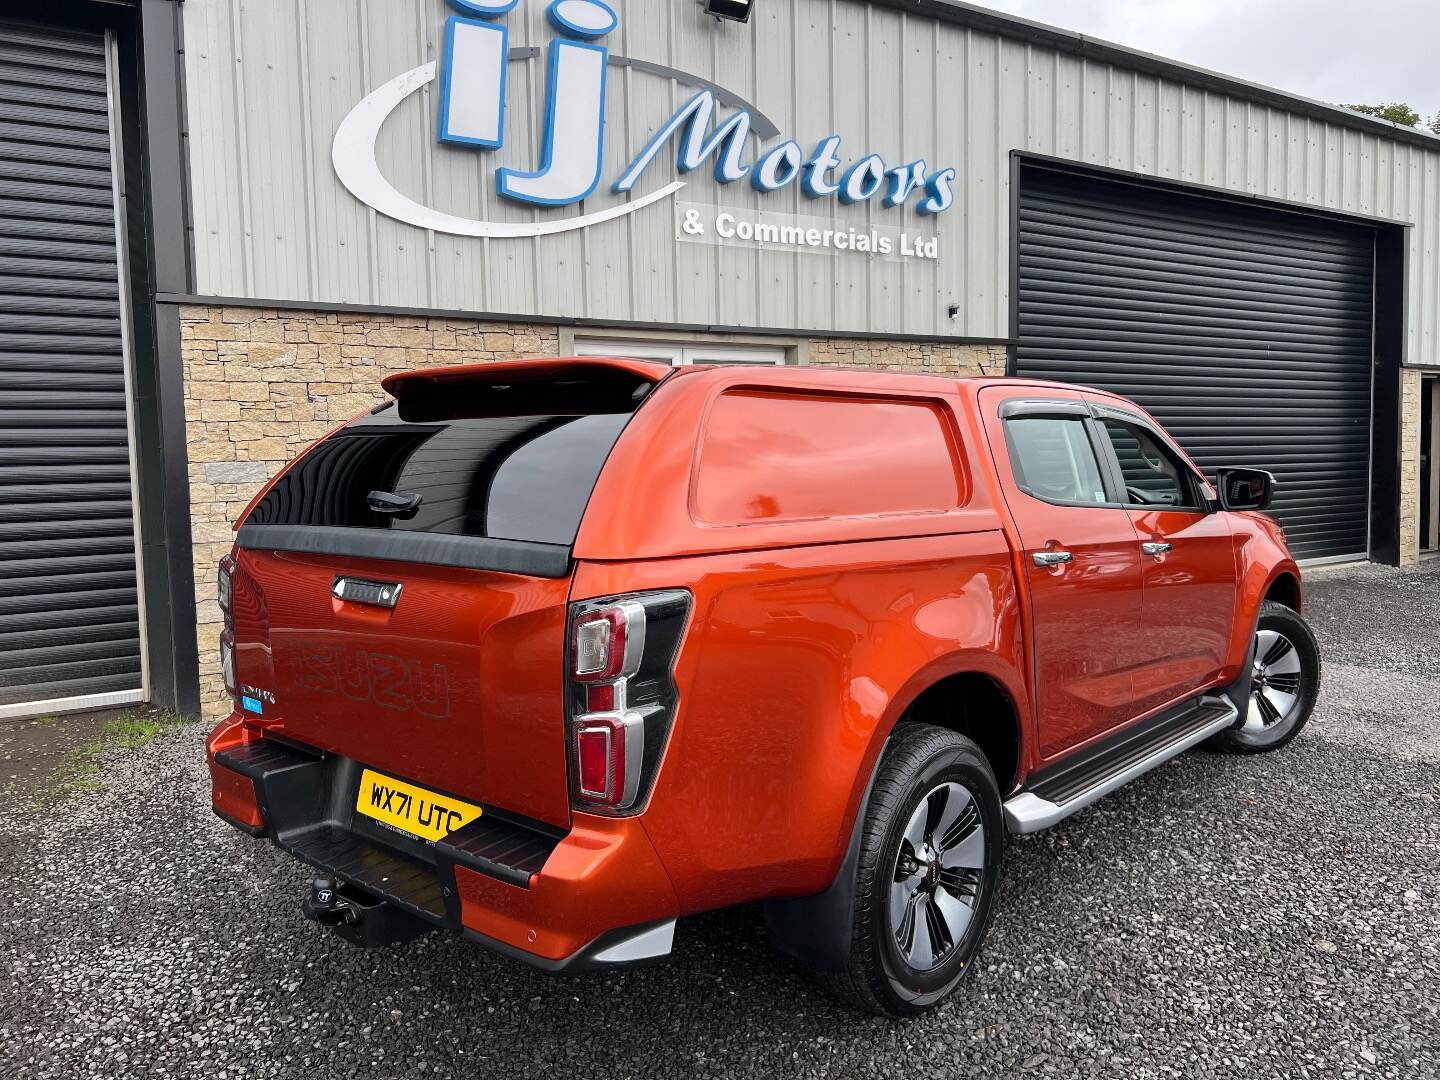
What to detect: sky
<box><xmin>975</xmin><ymin>0</ymin><xmax>1440</xmax><ymax>125</ymax></box>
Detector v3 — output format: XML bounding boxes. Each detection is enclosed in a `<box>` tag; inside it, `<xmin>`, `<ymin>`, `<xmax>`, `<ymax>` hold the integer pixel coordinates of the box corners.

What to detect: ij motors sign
<box><xmin>333</xmin><ymin>0</ymin><xmax>955</xmax><ymax>254</ymax></box>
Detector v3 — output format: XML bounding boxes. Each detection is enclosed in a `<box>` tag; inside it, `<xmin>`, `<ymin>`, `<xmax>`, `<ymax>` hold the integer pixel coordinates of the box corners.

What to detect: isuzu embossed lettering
<box><xmin>207</xmin><ymin>358</ymin><xmax>1319</xmax><ymax>1017</ymax></box>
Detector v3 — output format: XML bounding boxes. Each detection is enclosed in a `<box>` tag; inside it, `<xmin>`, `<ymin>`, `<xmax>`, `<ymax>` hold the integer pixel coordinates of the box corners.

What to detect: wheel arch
<box><xmin>1225</xmin><ymin>554</ymin><xmax>1303</xmax><ymax>675</ymax></box>
<box><xmin>871</xmin><ymin>651</ymin><xmax>1031</xmax><ymax>796</ymax></box>
<box><xmin>764</xmin><ymin>654</ymin><xmax>1029</xmax><ymax>973</ymax></box>
<box><xmin>1264</xmin><ymin>569</ymin><xmax>1302</xmax><ymax>612</ymax></box>
<box><xmin>894</xmin><ymin>671</ymin><xmax>1023</xmax><ymax>795</ymax></box>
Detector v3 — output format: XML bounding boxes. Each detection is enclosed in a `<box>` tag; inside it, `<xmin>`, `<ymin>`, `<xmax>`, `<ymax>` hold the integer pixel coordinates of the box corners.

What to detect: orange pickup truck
<box><xmin>207</xmin><ymin>357</ymin><xmax>1317</xmax><ymax>1017</ymax></box>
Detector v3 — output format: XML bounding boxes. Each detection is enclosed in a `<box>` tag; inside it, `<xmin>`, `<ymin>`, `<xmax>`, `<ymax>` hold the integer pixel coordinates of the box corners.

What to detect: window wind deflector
<box><xmin>998</xmin><ymin>398</ymin><xmax>1090</xmax><ymax>419</ymax></box>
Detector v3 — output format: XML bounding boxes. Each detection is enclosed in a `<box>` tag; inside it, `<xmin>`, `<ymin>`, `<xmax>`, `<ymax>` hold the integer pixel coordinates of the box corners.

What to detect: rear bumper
<box><xmin>206</xmin><ymin>717</ymin><xmax>679</xmax><ymax>970</ymax></box>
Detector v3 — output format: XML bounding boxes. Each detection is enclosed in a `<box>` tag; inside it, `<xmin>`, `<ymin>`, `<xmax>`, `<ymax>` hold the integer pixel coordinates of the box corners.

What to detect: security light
<box><xmin>704</xmin><ymin>0</ymin><xmax>753</xmax><ymax>23</ymax></box>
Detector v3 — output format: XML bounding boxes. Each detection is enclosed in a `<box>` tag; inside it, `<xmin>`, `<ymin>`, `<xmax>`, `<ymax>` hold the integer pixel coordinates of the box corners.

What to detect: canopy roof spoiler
<box><xmin>381</xmin><ymin>356</ymin><xmax>674</xmax><ymax>422</ymax></box>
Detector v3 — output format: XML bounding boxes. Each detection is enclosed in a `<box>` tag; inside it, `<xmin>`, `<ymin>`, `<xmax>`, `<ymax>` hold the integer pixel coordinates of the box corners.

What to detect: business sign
<box><xmin>332</xmin><ymin>0</ymin><xmax>956</xmax><ymax>241</ymax></box>
<box><xmin>675</xmin><ymin>203</ymin><xmax>940</xmax><ymax>261</ymax></box>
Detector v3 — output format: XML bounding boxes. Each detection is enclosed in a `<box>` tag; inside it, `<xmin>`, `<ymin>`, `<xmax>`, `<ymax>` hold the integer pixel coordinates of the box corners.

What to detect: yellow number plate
<box><xmin>355</xmin><ymin>768</ymin><xmax>482</xmax><ymax>844</ymax></box>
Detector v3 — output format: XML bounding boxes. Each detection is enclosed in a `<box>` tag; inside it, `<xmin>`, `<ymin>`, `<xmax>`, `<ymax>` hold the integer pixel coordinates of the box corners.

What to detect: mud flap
<box><xmin>1221</xmin><ymin>621</ymin><xmax>1259</xmax><ymax>726</ymax></box>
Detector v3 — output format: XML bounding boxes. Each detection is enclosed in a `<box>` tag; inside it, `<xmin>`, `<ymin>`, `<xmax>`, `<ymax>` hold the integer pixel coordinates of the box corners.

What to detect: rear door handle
<box><xmin>366</xmin><ymin>489</ymin><xmax>423</xmax><ymax>518</ymax></box>
<box><xmin>1032</xmin><ymin>550</ymin><xmax>1073</xmax><ymax>567</ymax></box>
<box><xmin>1142</xmin><ymin>542</ymin><xmax>1172</xmax><ymax>557</ymax></box>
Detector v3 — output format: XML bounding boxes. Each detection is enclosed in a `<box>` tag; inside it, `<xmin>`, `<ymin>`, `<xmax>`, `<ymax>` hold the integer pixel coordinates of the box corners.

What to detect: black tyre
<box><xmin>817</xmin><ymin>723</ymin><xmax>1004</xmax><ymax>1018</ymax></box>
<box><xmin>1210</xmin><ymin>600</ymin><xmax>1321</xmax><ymax>754</ymax></box>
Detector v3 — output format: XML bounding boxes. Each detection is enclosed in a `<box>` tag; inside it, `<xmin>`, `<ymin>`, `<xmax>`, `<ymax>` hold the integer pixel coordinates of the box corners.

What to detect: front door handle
<box><xmin>1032</xmin><ymin>550</ymin><xmax>1073</xmax><ymax>567</ymax></box>
<box><xmin>1142</xmin><ymin>541</ymin><xmax>1172</xmax><ymax>557</ymax></box>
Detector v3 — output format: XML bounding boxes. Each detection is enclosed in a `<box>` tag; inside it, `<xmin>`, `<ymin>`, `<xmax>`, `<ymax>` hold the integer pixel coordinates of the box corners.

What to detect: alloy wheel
<box><xmin>1245</xmin><ymin>628</ymin><xmax>1305</xmax><ymax>732</ymax></box>
<box><xmin>889</xmin><ymin>781</ymin><xmax>986</xmax><ymax>972</ymax></box>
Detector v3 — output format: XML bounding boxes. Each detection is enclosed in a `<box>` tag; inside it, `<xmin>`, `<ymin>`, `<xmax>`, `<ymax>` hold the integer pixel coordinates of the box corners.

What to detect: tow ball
<box><xmin>301</xmin><ymin>875</ymin><xmax>434</xmax><ymax>948</ymax></box>
<box><xmin>302</xmin><ymin>876</ymin><xmax>361</xmax><ymax>926</ymax></box>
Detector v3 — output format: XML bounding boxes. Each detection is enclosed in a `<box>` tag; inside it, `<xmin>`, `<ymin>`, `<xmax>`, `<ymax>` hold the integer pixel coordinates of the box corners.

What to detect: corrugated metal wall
<box><xmin>182</xmin><ymin>0</ymin><xmax>1440</xmax><ymax>361</ymax></box>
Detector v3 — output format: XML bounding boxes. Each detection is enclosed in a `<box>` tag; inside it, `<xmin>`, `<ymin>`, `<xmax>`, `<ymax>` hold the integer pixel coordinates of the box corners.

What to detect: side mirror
<box><xmin>1215</xmin><ymin>468</ymin><xmax>1275</xmax><ymax>512</ymax></box>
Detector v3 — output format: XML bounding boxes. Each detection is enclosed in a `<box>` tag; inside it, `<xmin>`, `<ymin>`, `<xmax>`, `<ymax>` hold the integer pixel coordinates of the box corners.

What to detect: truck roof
<box><xmin>380</xmin><ymin>356</ymin><xmax>1100</xmax><ymax>404</ymax></box>
<box><xmin>380</xmin><ymin>356</ymin><xmax>673</xmax><ymax>396</ymax></box>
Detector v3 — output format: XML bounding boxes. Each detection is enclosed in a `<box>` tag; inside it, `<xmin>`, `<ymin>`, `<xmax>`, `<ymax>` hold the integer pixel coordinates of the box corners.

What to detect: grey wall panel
<box><xmin>788</xmin><ymin>1</ymin><xmax>833</xmax><ymax>332</ymax></box>
<box><xmin>752</xmin><ymin>4</ymin><xmax>796</xmax><ymax>329</ymax></box>
<box><xmin>182</xmin><ymin>0</ymin><xmax>1440</xmax><ymax>360</ymax></box>
<box><xmin>305</xmin><ymin>0</ymin><xmax>375</xmax><ymax>305</ymax></box>
<box><xmin>0</xmin><ymin>20</ymin><xmax>143</xmax><ymax>708</ymax></box>
<box><xmin>185</xmin><ymin>3</ymin><xmax>247</xmax><ymax>297</ymax></box>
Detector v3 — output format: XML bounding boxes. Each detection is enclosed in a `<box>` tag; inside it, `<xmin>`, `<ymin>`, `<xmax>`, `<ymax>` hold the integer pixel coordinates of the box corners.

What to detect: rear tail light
<box><xmin>220</xmin><ymin>631</ymin><xmax>236</xmax><ymax>695</ymax></box>
<box><xmin>218</xmin><ymin>554</ymin><xmax>237</xmax><ymax>698</ymax></box>
<box><xmin>585</xmin><ymin>682</ymin><xmax>616</xmax><ymax>713</ymax></box>
<box><xmin>571</xmin><ymin>602</ymin><xmax>641</xmax><ymax>681</ymax></box>
<box><xmin>575</xmin><ymin>713</ymin><xmax>643</xmax><ymax>804</ymax></box>
<box><xmin>218</xmin><ymin>554</ymin><xmax>235</xmax><ymax>613</ymax></box>
<box><xmin>575</xmin><ymin>723</ymin><xmax>612</xmax><ymax>796</ymax></box>
<box><xmin>566</xmin><ymin>590</ymin><xmax>689</xmax><ymax>814</ymax></box>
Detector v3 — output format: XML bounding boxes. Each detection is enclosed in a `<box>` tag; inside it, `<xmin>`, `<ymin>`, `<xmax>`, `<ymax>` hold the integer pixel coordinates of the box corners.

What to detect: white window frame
<box><xmin>570</xmin><ymin>334</ymin><xmax>792</xmax><ymax>367</ymax></box>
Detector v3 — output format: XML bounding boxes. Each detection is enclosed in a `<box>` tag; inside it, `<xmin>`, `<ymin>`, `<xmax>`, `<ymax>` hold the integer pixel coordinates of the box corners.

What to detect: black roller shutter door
<box><xmin>1015</xmin><ymin>163</ymin><xmax>1375</xmax><ymax>562</ymax></box>
<box><xmin>0</xmin><ymin>21</ymin><xmax>143</xmax><ymax>711</ymax></box>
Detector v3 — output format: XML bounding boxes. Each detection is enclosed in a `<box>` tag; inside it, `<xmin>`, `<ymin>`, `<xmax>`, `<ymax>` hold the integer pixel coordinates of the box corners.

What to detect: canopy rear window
<box><xmin>239</xmin><ymin>367</ymin><xmax>652</xmax><ymax>575</ymax></box>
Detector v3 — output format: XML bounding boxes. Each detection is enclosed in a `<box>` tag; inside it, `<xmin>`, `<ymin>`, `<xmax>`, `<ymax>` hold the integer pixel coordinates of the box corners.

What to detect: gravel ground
<box><xmin>2</xmin><ymin>561</ymin><xmax>1437</xmax><ymax>1079</ymax></box>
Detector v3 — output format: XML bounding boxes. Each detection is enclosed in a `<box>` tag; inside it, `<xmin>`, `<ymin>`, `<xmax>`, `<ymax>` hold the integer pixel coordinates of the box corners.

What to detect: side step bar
<box><xmin>1003</xmin><ymin>694</ymin><xmax>1239</xmax><ymax>834</ymax></box>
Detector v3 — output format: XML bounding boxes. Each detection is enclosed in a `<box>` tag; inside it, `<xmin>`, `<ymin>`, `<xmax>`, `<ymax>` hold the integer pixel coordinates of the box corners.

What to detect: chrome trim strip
<box><xmin>615</xmin><ymin>599</ymin><xmax>648</xmax><ymax>678</ymax></box>
<box><xmin>1032</xmin><ymin>550</ymin><xmax>1073</xmax><ymax>566</ymax></box>
<box><xmin>590</xmin><ymin>919</ymin><xmax>676</xmax><ymax>964</ymax></box>
<box><xmin>332</xmin><ymin>577</ymin><xmax>403</xmax><ymax>609</ymax></box>
<box><xmin>619</xmin><ymin>710</ymin><xmax>646</xmax><ymax>806</ymax></box>
<box><xmin>1003</xmin><ymin>696</ymin><xmax>1239</xmax><ymax>834</ymax></box>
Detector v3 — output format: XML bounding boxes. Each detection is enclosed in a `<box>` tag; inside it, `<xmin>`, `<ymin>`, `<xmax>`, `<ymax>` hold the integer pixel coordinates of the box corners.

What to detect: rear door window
<box><xmin>1002</xmin><ymin>416</ymin><xmax>1110</xmax><ymax>505</ymax></box>
<box><xmin>245</xmin><ymin>407</ymin><xmax>630</xmax><ymax>546</ymax></box>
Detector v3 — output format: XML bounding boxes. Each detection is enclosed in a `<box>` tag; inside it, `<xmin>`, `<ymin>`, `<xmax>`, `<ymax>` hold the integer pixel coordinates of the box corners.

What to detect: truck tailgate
<box><xmin>231</xmin><ymin>547</ymin><xmax>573</xmax><ymax>829</ymax></box>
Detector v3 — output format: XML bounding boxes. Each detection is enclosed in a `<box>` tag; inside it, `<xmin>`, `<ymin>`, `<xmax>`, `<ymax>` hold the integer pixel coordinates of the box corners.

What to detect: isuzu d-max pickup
<box><xmin>207</xmin><ymin>358</ymin><xmax>1318</xmax><ymax>1017</ymax></box>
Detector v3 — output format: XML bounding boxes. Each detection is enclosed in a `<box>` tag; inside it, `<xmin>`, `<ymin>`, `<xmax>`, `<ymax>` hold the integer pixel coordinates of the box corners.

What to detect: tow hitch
<box><xmin>302</xmin><ymin>876</ymin><xmax>434</xmax><ymax>948</ymax></box>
